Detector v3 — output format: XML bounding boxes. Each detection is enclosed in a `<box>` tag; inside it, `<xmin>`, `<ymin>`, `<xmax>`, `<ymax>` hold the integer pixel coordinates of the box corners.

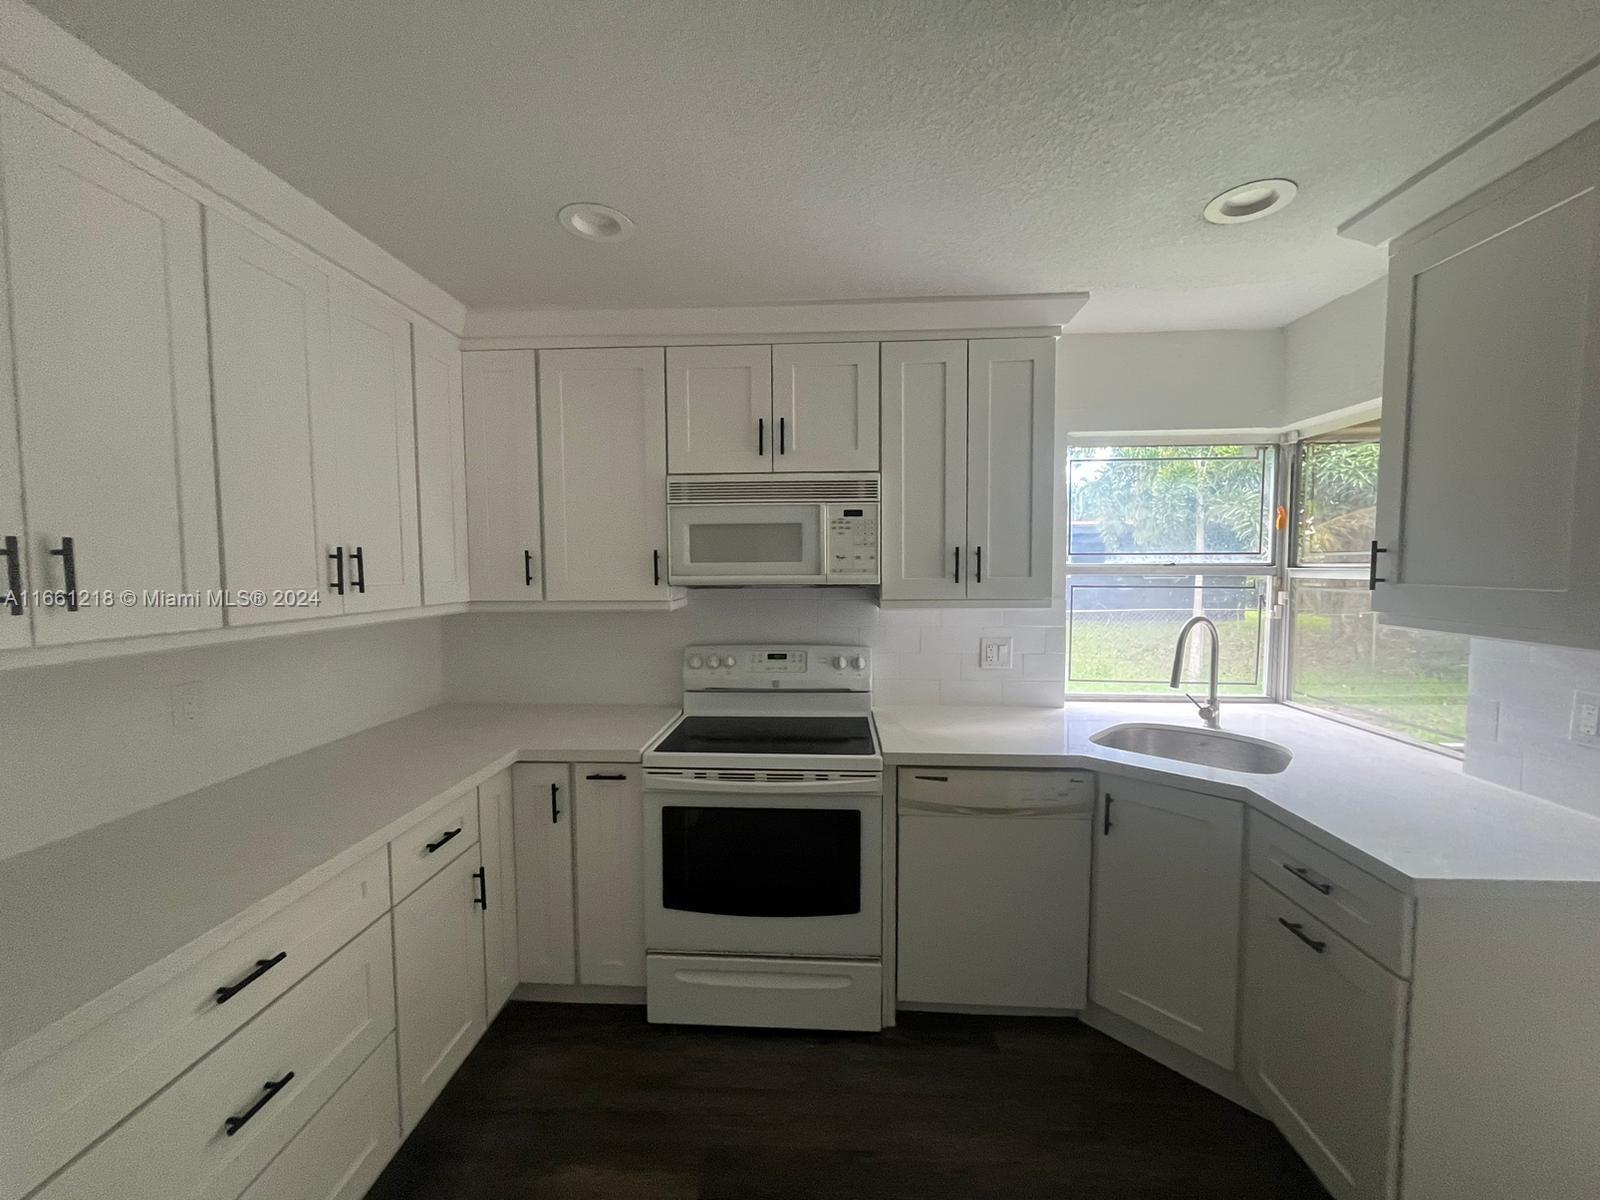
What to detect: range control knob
<box><xmin>688</xmin><ymin>655</ymin><xmax>704</xmax><ymax>670</ymax></box>
<box><xmin>832</xmin><ymin>655</ymin><xmax>848</xmax><ymax>669</ymax></box>
<box><xmin>850</xmin><ymin>655</ymin><xmax>867</xmax><ymax>670</ymax></box>
<box><xmin>705</xmin><ymin>655</ymin><xmax>721</xmax><ymax>669</ymax></box>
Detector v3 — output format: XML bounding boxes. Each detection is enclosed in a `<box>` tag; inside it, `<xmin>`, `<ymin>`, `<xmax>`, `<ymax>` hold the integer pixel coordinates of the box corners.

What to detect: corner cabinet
<box><xmin>1374</xmin><ymin>123</ymin><xmax>1600</xmax><ymax>648</ymax></box>
<box><xmin>538</xmin><ymin>348</ymin><xmax>677</xmax><ymax>602</ymax></box>
<box><xmin>413</xmin><ymin>323</ymin><xmax>470</xmax><ymax>606</ymax></box>
<box><xmin>464</xmin><ymin>351</ymin><xmax>544</xmax><ymax>600</ymax></box>
<box><xmin>880</xmin><ymin>337</ymin><xmax>1055</xmax><ymax>604</ymax></box>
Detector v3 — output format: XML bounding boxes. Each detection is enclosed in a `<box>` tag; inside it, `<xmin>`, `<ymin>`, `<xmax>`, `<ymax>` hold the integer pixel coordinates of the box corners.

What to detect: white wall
<box><xmin>1</xmin><ymin>619</ymin><xmax>445</xmax><ymax>860</ymax></box>
<box><xmin>1463</xmin><ymin>638</ymin><xmax>1600</xmax><ymax>819</ymax></box>
<box><xmin>444</xmin><ymin>591</ymin><xmax>1066</xmax><ymax>710</ymax></box>
<box><xmin>1283</xmin><ymin>279</ymin><xmax>1387</xmax><ymax>427</ymax></box>
<box><xmin>1060</xmin><ymin>330</ymin><xmax>1286</xmax><ymax>433</ymax></box>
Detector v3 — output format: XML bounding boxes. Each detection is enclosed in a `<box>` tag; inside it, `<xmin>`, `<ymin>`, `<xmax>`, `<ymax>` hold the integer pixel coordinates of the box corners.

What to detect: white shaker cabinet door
<box><xmin>204</xmin><ymin>210</ymin><xmax>336</xmax><ymax>625</ymax></box>
<box><xmin>880</xmin><ymin>341</ymin><xmax>968</xmax><ymax>600</ymax></box>
<box><xmin>666</xmin><ymin>344</ymin><xmax>771</xmax><ymax>473</ymax></box>
<box><xmin>478</xmin><ymin>769</ymin><xmax>520</xmax><ymax>1016</ymax></box>
<box><xmin>413</xmin><ymin>322</ymin><xmax>470</xmax><ymax>606</ymax></box>
<box><xmin>539</xmin><ymin>348</ymin><xmax>671</xmax><ymax>601</ymax></box>
<box><xmin>512</xmin><ymin>762</ymin><xmax>577</xmax><ymax>985</ymax></box>
<box><xmin>0</xmin><ymin>96</ymin><xmax>220</xmax><ymax>643</ymax></box>
<box><xmin>773</xmin><ymin>342</ymin><xmax>879</xmax><ymax>472</ymax></box>
<box><xmin>0</xmin><ymin>264</ymin><xmax>29</xmax><ymax>649</ymax></box>
<box><xmin>966</xmin><ymin>337</ymin><xmax>1055</xmax><ymax>604</ymax></box>
<box><xmin>463</xmin><ymin>351</ymin><xmax>543</xmax><ymax>601</ymax></box>
<box><xmin>326</xmin><ymin>281</ymin><xmax>420</xmax><ymax>614</ymax></box>
<box><xmin>393</xmin><ymin>849</ymin><xmax>488</xmax><ymax>1133</ymax></box>
<box><xmin>1375</xmin><ymin>136</ymin><xmax>1600</xmax><ymax>647</ymax></box>
<box><xmin>1091</xmin><ymin>777</ymin><xmax>1244</xmax><ymax>1068</ymax></box>
<box><xmin>573</xmin><ymin>766</ymin><xmax>646</xmax><ymax>987</ymax></box>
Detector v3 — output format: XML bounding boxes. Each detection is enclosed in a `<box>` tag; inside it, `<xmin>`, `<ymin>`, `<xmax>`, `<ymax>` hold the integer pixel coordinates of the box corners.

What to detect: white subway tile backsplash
<box><xmin>872</xmin><ymin>678</ymin><xmax>945</xmax><ymax>706</ymax></box>
<box><xmin>1023</xmin><ymin>652</ymin><xmax>1067</xmax><ymax>682</ymax></box>
<box><xmin>941</xmin><ymin>680</ymin><xmax>1005</xmax><ymax>705</ymax></box>
<box><xmin>1002</xmin><ymin>681</ymin><xmax>1066</xmax><ymax>707</ymax></box>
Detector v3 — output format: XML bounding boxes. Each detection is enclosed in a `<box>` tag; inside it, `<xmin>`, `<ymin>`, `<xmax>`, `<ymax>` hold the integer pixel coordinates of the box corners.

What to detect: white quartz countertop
<box><xmin>0</xmin><ymin>703</ymin><xmax>679</xmax><ymax>1054</ymax></box>
<box><xmin>875</xmin><ymin>702</ymin><xmax>1600</xmax><ymax>898</ymax></box>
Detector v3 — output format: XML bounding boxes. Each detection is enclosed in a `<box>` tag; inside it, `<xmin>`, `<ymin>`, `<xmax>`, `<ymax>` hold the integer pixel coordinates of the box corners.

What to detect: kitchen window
<box><xmin>1065</xmin><ymin>430</ymin><xmax>1470</xmax><ymax>752</ymax></box>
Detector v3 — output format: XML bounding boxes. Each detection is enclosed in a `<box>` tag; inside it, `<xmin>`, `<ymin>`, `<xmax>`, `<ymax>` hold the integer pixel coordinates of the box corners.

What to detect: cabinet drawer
<box><xmin>34</xmin><ymin>917</ymin><xmax>396</xmax><ymax>1200</ymax></box>
<box><xmin>238</xmin><ymin>1036</ymin><xmax>399</xmax><ymax>1200</ymax></box>
<box><xmin>1248</xmin><ymin>813</ymin><xmax>1414</xmax><ymax>977</ymax></box>
<box><xmin>389</xmin><ymin>788</ymin><xmax>480</xmax><ymax>902</ymax></box>
<box><xmin>646</xmin><ymin>954</ymin><xmax>882</xmax><ymax>1032</ymax></box>
<box><xmin>2</xmin><ymin>849</ymin><xmax>389</xmax><ymax>1200</ymax></box>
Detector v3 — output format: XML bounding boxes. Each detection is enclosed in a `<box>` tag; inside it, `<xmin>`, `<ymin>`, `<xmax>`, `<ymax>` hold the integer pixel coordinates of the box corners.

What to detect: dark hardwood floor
<box><xmin>367</xmin><ymin>1002</ymin><xmax>1329</xmax><ymax>1200</ymax></box>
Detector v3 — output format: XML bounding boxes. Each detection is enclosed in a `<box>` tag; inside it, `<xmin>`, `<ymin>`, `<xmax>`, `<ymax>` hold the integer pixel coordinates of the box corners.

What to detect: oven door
<box><xmin>667</xmin><ymin>503</ymin><xmax>824</xmax><ymax>584</ymax></box>
<box><xmin>644</xmin><ymin>773</ymin><xmax>882</xmax><ymax>958</ymax></box>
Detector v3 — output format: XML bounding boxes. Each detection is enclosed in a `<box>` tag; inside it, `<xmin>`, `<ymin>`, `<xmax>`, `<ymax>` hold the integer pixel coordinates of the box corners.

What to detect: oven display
<box><xmin>660</xmin><ymin>806</ymin><xmax>861</xmax><ymax>918</ymax></box>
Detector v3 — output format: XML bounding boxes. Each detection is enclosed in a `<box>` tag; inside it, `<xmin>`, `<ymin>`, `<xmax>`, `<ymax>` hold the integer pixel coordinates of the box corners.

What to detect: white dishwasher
<box><xmin>897</xmin><ymin>768</ymin><xmax>1094</xmax><ymax>1011</ymax></box>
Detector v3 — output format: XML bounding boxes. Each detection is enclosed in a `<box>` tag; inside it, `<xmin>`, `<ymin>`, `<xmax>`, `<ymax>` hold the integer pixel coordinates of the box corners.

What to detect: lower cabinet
<box><xmin>238</xmin><ymin>1036</ymin><xmax>400</xmax><ymax>1200</ymax></box>
<box><xmin>393</xmin><ymin>850</ymin><xmax>488</xmax><ymax>1133</ymax></box>
<box><xmin>1090</xmin><ymin>777</ymin><xmax>1244</xmax><ymax>1068</ymax></box>
<box><xmin>1242</xmin><ymin>877</ymin><xmax>1407</xmax><ymax>1200</ymax></box>
<box><xmin>512</xmin><ymin>762</ymin><xmax>577</xmax><ymax>984</ymax></box>
<box><xmin>478</xmin><ymin>769</ymin><xmax>520</xmax><ymax>1015</ymax></box>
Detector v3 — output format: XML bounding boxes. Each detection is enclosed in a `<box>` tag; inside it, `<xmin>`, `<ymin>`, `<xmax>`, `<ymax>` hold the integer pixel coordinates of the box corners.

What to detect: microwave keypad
<box><xmin>828</xmin><ymin>506</ymin><xmax>879</xmax><ymax>577</ymax></box>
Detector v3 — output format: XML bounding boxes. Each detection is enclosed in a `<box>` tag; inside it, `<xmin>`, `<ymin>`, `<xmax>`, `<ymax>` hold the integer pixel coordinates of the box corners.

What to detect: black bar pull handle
<box><xmin>351</xmin><ymin>546</ymin><xmax>366</xmax><ymax>594</ymax></box>
<box><xmin>425</xmin><ymin>827</ymin><xmax>462</xmax><ymax>854</ymax></box>
<box><xmin>585</xmin><ymin>772</ymin><xmax>627</xmax><ymax>781</ymax></box>
<box><xmin>778</xmin><ymin>415</ymin><xmax>786</xmax><ymax>455</ymax></box>
<box><xmin>1283</xmin><ymin>862</ymin><xmax>1334</xmax><ymax>896</ymax></box>
<box><xmin>953</xmin><ymin>546</ymin><xmax>960</xmax><ymax>584</ymax></box>
<box><xmin>215</xmin><ymin>951</ymin><xmax>288</xmax><ymax>1005</ymax></box>
<box><xmin>758</xmin><ymin>416</ymin><xmax>765</xmax><ymax>457</ymax></box>
<box><xmin>975</xmin><ymin>545</ymin><xmax>982</xmax><ymax>584</ymax></box>
<box><xmin>912</xmin><ymin>775</ymin><xmax>949</xmax><ymax>783</ymax></box>
<box><xmin>653</xmin><ymin>549</ymin><xmax>661</xmax><ymax>587</ymax></box>
<box><xmin>1278</xmin><ymin>917</ymin><xmax>1328</xmax><ymax>954</ymax></box>
<box><xmin>1103</xmin><ymin>793</ymin><xmax>1114</xmax><ymax>835</ymax></box>
<box><xmin>1</xmin><ymin>535</ymin><xmax>22</xmax><ymax>616</ymax></box>
<box><xmin>49</xmin><ymin>536</ymin><xmax>78</xmax><ymax>610</ymax></box>
<box><xmin>328</xmin><ymin>546</ymin><xmax>345</xmax><ymax>595</ymax></box>
<box><xmin>224</xmin><ymin>1072</ymin><xmax>294</xmax><ymax>1137</ymax></box>
<box><xmin>1368</xmin><ymin>539</ymin><xmax>1388</xmax><ymax>591</ymax></box>
<box><xmin>551</xmin><ymin>782</ymin><xmax>561</xmax><ymax>823</ymax></box>
<box><xmin>473</xmin><ymin>866</ymin><xmax>488</xmax><ymax>910</ymax></box>
<box><xmin>524</xmin><ymin>549</ymin><xmax>534</xmax><ymax>586</ymax></box>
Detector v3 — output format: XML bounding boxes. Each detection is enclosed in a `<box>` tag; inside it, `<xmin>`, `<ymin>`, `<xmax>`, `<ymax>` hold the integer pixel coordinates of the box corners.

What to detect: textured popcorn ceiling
<box><xmin>28</xmin><ymin>0</ymin><xmax>1600</xmax><ymax>328</ymax></box>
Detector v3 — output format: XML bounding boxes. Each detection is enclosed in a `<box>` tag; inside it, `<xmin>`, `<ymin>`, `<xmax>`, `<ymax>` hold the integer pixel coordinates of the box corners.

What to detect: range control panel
<box><xmin>683</xmin><ymin>644</ymin><xmax>872</xmax><ymax>690</ymax></box>
<box><xmin>825</xmin><ymin>503</ymin><xmax>879</xmax><ymax>581</ymax></box>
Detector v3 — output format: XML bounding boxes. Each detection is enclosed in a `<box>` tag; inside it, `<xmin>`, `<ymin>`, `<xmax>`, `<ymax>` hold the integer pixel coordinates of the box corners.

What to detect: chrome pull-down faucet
<box><xmin>1170</xmin><ymin>615</ymin><xmax>1222</xmax><ymax>730</ymax></box>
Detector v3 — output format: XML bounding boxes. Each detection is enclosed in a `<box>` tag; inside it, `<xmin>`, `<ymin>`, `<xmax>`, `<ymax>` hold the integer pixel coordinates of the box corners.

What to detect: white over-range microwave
<box><xmin>666</xmin><ymin>473</ymin><xmax>880</xmax><ymax>586</ymax></box>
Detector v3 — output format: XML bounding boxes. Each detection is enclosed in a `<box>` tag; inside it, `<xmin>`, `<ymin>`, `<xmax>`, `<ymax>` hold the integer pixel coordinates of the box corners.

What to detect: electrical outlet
<box><xmin>1571</xmin><ymin>690</ymin><xmax>1600</xmax><ymax>747</ymax></box>
<box><xmin>979</xmin><ymin>636</ymin><xmax>1013</xmax><ymax>670</ymax></box>
<box><xmin>171</xmin><ymin>681</ymin><xmax>203</xmax><ymax>733</ymax></box>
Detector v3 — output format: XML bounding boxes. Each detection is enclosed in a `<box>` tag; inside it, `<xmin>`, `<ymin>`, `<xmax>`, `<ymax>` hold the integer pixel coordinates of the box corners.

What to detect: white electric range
<box><xmin>640</xmin><ymin>644</ymin><xmax>884</xmax><ymax>1032</ymax></box>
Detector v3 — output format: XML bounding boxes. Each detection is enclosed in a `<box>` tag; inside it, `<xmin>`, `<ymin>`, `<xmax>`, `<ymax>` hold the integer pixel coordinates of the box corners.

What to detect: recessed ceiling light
<box><xmin>1202</xmin><ymin>179</ymin><xmax>1298</xmax><ymax>225</ymax></box>
<box><xmin>558</xmin><ymin>202</ymin><xmax>635</xmax><ymax>242</ymax></box>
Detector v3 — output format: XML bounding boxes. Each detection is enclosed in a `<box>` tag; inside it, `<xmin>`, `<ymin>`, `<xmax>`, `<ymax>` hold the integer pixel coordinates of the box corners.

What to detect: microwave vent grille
<box><xmin>668</xmin><ymin>476</ymin><xmax>880</xmax><ymax>504</ymax></box>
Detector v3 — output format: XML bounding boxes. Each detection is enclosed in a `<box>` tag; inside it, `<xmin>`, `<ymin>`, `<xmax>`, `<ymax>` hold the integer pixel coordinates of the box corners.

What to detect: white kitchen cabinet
<box><xmin>393</xmin><ymin>848</ymin><xmax>488</xmax><ymax>1133</ymax></box>
<box><xmin>0</xmin><ymin>272</ymin><xmax>29</xmax><ymax>650</ymax></box>
<box><xmin>413</xmin><ymin>323</ymin><xmax>470</xmax><ymax>606</ymax></box>
<box><xmin>478</xmin><ymin>769</ymin><xmax>519</xmax><ymax>1016</ymax></box>
<box><xmin>573</xmin><ymin>766</ymin><xmax>646</xmax><ymax>987</ymax></box>
<box><xmin>1375</xmin><ymin>125</ymin><xmax>1600</xmax><ymax>648</ymax></box>
<box><xmin>538</xmin><ymin>348</ymin><xmax>673</xmax><ymax>601</ymax></box>
<box><xmin>667</xmin><ymin>345</ymin><xmax>772</xmax><ymax>473</ymax></box>
<box><xmin>880</xmin><ymin>338</ymin><xmax>1055</xmax><ymax>603</ymax></box>
<box><xmin>0</xmin><ymin>95</ymin><xmax>220</xmax><ymax>644</ymax></box>
<box><xmin>1091</xmin><ymin>776</ymin><xmax>1243</xmax><ymax>1068</ymax></box>
<box><xmin>205</xmin><ymin>209</ymin><xmax>336</xmax><ymax>627</ymax></box>
<box><xmin>880</xmin><ymin>340</ymin><xmax>969</xmax><ymax>601</ymax></box>
<box><xmin>512</xmin><ymin>762</ymin><xmax>577</xmax><ymax>985</ymax></box>
<box><xmin>463</xmin><ymin>351</ymin><xmax>543</xmax><ymax>600</ymax></box>
<box><xmin>325</xmin><ymin>281</ymin><xmax>421</xmax><ymax>614</ymax></box>
<box><xmin>965</xmin><ymin>338</ymin><xmax>1055</xmax><ymax>603</ymax></box>
<box><xmin>772</xmin><ymin>342</ymin><xmax>880</xmax><ymax>472</ymax></box>
<box><xmin>1242</xmin><ymin>876</ymin><xmax>1407</xmax><ymax>1200</ymax></box>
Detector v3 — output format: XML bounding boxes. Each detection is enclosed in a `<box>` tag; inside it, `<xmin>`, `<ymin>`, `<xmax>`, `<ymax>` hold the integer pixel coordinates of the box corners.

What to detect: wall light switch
<box><xmin>1571</xmin><ymin>690</ymin><xmax>1600</xmax><ymax>747</ymax></box>
<box><xmin>979</xmin><ymin>636</ymin><xmax>1013</xmax><ymax>670</ymax></box>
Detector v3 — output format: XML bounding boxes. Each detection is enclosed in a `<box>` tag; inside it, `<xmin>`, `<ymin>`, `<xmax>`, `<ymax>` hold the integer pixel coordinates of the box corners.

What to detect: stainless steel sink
<box><xmin>1090</xmin><ymin>723</ymin><xmax>1293</xmax><ymax>775</ymax></box>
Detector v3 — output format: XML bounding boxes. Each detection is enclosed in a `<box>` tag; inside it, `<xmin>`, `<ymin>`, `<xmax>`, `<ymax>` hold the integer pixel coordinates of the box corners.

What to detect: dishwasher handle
<box><xmin>900</xmin><ymin>798</ymin><xmax>1092</xmax><ymax>818</ymax></box>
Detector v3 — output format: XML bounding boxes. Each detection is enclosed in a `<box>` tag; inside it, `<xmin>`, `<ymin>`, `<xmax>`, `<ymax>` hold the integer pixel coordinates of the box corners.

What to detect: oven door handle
<box><xmin>900</xmin><ymin>799</ymin><xmax>1090</xmax><ymax>818</ymax></box>
<box><xmin>644</xmin><ymin>774</ymin><xmax>880</xmax><ymax>795</ymax></box>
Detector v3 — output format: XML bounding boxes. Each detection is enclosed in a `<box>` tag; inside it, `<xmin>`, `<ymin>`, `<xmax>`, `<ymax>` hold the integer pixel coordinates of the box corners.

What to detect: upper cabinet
<box><xmin>463</xmin><ymin>351</ymin><xmax>543</xmax><ymax>602</ymax></box>
<box><xmin>1375</xmin><ymin>125</ymin><xmax>1600</xmax><ymax>648</ymax></box>
<box><xmin>881</xmin><ymin>337</ymin><xmax>1056</xmax><ymax>604</ymax></box>
<box><xmin>539</xmin><ymin>348</ymin><xmax>675</xmax><ymax>602</ymax></box>
<box><xmin>0</xmin><ymin>96</ymin><xmax>221</xmax><ymax>644</ymax></box>
<box><xmin>413</xmin><ymin>324</ymin><xmax>470</xmax><ymax>606</ymax></box>
<box><xmin>667</xmin><ymin>342</ymin><xmax>880</xmax><ymax>474</ymax></box>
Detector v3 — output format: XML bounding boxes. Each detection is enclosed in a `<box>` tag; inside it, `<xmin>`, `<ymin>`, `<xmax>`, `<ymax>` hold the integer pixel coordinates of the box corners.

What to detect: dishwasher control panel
<box><xmin>898</xmin><ymin>769</ymin><xmax>1096</xmax><ymax>814</ymax></box>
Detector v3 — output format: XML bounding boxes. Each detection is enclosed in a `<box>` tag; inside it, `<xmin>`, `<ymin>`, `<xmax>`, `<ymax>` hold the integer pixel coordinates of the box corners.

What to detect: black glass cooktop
<box><xmin>655</xmin><ymin>716</ymin><xmax>876</xmax><ymax>757</ymax></box>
